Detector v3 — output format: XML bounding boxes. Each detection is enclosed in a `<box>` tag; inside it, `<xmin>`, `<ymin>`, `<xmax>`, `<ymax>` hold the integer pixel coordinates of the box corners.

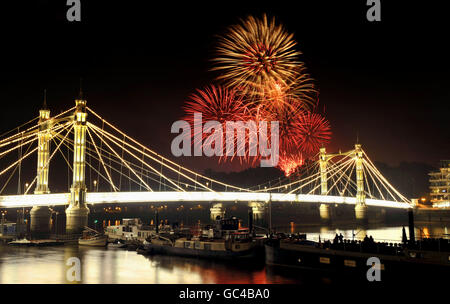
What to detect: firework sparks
<box><xmin>295</xmin><ymin>111</ymin><xmax>332</xmax><ymax>155</ymax></box>
<box><xmin>262</xmin><ymin>104</ymin><xmax>304</xmax><ymax>155</ymax></box>
<box><xmin>278</xmin><ymin>152</ymin><xmax>304</xmax><ymax>176</ymax></box>
<box><xmin>250</xmin><ymin>71</ymin><xmax>318</xmax><ymax>113</ymax></box>
<box><xmin>180</xmin><ymin>14</ymin><xmax>332</xmax><ymax>172</ymax></box>
<box><xmin>183</xmin><ymin>85</ymin><xmax>258</xmax><ymax>163</ymax></box>
<box><xmin>212</xmin><ymin>14</ymin><xmax>303</xmax><ymax>96</ymax></box>
<box><xmin>183</xmin><ymin>85</ymin><xmax>250</xmax><ymax>126</ymax></box>
<box><xmin>267</xmin><ymin>107</ymin><xmax>331</xmax><ymax>161</ymax></box>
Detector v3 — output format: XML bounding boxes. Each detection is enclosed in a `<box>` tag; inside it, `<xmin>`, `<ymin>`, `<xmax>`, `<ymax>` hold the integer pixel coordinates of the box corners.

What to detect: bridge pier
<box><xmin>30</xmin><ymin>96</ymin><xmax>52</xmax><ymax>238</ymax></box>
<box><xmin>30</xmin><ymin>207</ymin><xmax>52</xmax><ymax>238</ymax></box>
<box><xmin>319</xmin><ymin>204</ymin><xmax>331</xmax><ymax>222</ymax></box>
<box><xmin>66</xmin><ymin>95</ymin><xmax>89</xmax><ymax>234</ymax></box>
<box><xmin>210</xmin><ymin>203</ymin><xmax>225</xmax><ymax>221</ymax></box>
<box><xmin>66</xmin><ymin>200</ymin><xmax>89</xmax><ymax>234</ymax></box>
<box><xmin>354</xmin><ymin>204</ymin><xmax>368</xmax><ymax>223</ymax></box>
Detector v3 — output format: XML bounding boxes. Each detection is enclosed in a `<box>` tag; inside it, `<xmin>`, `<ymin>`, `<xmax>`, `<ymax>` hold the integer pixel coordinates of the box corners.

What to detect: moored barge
<box><xmin>265</xmin><ymin>234</ymin><xmax>450</xmax><ymax>281</ymax></box>
<box><xmin>143</xmin><ymin>217</ymin><xmax>263</xmax><ymax>260</ymax></box>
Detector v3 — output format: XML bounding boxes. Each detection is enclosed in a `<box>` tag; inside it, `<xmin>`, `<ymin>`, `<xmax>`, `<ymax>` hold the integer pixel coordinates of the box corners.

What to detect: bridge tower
<box><xmin>66</xmin><ymin>94</ymin><xmax>90</xmax><ymax>234</ymax></box>
<box><xmin>318</xmin><ymin>147</ymin><xmax>331</xmax><ymax>222</ymax></box>
<box><xmin>354</xmin><ymin>144</ymin><xmax>368</xmax><ymax>222</ymax></box>
<box><xmin>210</xmin><ymin>203</ymin><xmax>225</xmax><ymax>221</ymax></box>
<box><xmin>30</xmin><ymin>93</ymin><xmax>52</xmax><ymax>237</ymax></box>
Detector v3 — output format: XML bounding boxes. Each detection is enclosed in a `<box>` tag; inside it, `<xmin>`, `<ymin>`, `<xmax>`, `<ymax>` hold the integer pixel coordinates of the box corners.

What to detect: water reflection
<box><xmin>0</xmin><ymin>224</ymin><xmax>448</xmax><ymax>284</ymax></box>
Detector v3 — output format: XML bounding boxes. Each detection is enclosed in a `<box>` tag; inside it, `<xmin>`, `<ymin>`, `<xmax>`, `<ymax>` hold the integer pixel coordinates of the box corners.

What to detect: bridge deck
<box><xmin>0</xmin><ymin>192</ymin><xmax>411</xmax><ymax>209</ymax></box>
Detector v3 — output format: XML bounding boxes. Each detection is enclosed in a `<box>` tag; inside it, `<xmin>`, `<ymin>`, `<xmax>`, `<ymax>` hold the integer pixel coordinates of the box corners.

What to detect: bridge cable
<box><xmin>88</xmin><ymin>126</ymin><xmax>152</xmax><ymax>191</ymax></box>
<box><xmin>56</xmin><ymin>133</ymin><xmax>183</xmax><ymax>191</ymax></box>
<box><xmin>0</xmin><ymin>140</ymin><xmax>34</xmax><ymax>195</ymax></box>
<box><xmin>86</xmin><ymin>127</ymin><xmax>118</xmax><ymax>192</ymax></box>
<box><xmin>86</xmin><ymin>108</ymin><xmax>248</xmax><ymax>192</ymax></box>
<box><xmin>95</xmin><ymin>119</ymin><xmax>105</xmax><ymax>192</ymax></box>
<box><xmin>55</xmin><ymin>136</ymin><xmax>165</xmax><ymax>191</ymax></box>
<box><xmin>88</xmin><ymin>123</ymin><xmax>187</xmax><ymax>192</ymax></box>
<box><xmin>118</xmin><ymin>134</ymin><xmax>125</xmax><ymax>191</ymax></box>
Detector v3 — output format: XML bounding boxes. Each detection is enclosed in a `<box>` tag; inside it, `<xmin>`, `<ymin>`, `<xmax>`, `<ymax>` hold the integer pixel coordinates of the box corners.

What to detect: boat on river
<box><xmin>78</xmin><ymin>227</ymin><xmax>108</xmax><ymax>247</ymax></box>
<box><xmin>8</xmin><ymin>238</ymin><xmax>32</xmax><ymax>246</ymax></box>
<box><xmin>143</xmin><ymin>217</ymin><xmax>262</xmax><ymax>260</ymax></box>
<box><xmin>8</xmin><ymin>238</ymin><xmax>64</xmax><ymax>246</ymax></box>
<box><xmin>265</xmin><ymin>233</ymin><xmax>450</xmax><ymax>280</ymax></box>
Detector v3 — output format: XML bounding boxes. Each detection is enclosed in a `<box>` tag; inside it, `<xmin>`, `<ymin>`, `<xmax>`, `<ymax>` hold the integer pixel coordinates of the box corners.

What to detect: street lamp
<box><xmin>1</xmin><ymin>211</ymin><xmax>5</xmax><ymax>236</ymax></box>
<box><xmin>53</xmin><ymin>211</ymin><xmax>59</xmax><ymax>236</ymax></box>
<box><xmin>93</xmin><ymin>180</ymin><xmax>97</xmax><ymax>191</ymax></box>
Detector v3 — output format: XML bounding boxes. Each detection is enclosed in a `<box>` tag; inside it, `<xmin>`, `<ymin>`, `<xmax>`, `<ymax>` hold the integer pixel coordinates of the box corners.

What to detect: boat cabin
<box><xmin>197</xmin><ymin>216</ymin><xmax>251</xmax><ymax>241</ymax></box>
<box><xmin>105</xmin><ymin>218</ymin><xmax>154</xmax><ymax>241</ymax></box>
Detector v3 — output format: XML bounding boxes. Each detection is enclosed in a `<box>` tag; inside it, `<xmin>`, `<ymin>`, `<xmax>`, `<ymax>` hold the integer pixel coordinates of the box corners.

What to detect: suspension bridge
<box><xmin>0</xmin><ymin>92</ymin><xmax>412</xmax><ymax>234</ymax></box>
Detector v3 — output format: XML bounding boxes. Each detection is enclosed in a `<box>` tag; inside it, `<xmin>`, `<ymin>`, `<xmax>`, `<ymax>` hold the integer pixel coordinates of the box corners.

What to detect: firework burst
<box><xmin>212</xmin><ymin>14</ymin><xmax>303</xmax><ymax>96</ymax></box>
<box><xmin>294</xmin><ymin>111</ymin><xmax>332</xmax><ymax>155</ymax></box>
<box><xmin>265</xmin><ymin>107</ymin><xmax>331</xmax><ymax>160</ymax></box>
<box><xmin>180</xmin><ymin>14</ymin><xmax>332</xmax><ymax>172</ymax></box>
<box><xmin>183</xmin><ymin>85</ymin><xmax>258</xmax><ymax>163</ymax></box>
<box><xmin>183</xmin><ymin>85</ymin><xmax>250</xmax><ymax>126</ymax></box>
<box><xmin>262</xmin><ymin>104</ymin><xmax>305</xmax><ymax>154</ymax></box>
<box><xmin>250</xmin><ymin>70</ymin><xmax>318</xmax><ymax>113</ymax></box>
<box><xmin>277</xmin><ymin>152</ymin><xmax>304</xmax><ymax>176</ymax></box>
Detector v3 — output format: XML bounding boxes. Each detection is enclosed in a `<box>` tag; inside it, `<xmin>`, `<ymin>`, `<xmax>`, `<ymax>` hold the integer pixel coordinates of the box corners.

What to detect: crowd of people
<box><xmin>322</xmin><ymin>233</ymin><xmax>402</xmax><ymax>255</ymax></box>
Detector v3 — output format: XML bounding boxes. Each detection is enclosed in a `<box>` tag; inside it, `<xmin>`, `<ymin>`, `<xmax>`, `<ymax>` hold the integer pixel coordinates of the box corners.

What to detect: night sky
<box><xmin>1</xmin><ymin>1</ymin><xmax>448</xmax><ymax>175</ymax></box>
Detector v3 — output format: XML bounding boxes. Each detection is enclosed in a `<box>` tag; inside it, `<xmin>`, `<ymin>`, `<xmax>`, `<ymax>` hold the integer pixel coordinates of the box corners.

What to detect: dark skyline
<box><xmin>1</xmin><ymin>1</ymin><xmax>448</xmax><ymax>174</ymax></box>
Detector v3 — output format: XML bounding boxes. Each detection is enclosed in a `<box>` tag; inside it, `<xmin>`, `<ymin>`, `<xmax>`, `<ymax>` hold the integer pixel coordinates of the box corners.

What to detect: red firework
<box><xmin>246</xmin><ymin>100</ymin><xmax>330</xmax><ymax>165</ymax></box>
<box><xmin>294</xmin><ymin>111</ymin><xmax>331</xmax><ymax>156</ymax></box>
<box><xmin>181</xmin><ymin>86</ymin><xmax>331</xmax><ymax>170</ymax></box>
<box><xmin>261</xmin><ymin>103</ymin><xmax>306</xmax><ymax>155</ymax></box>
<box><xmin>277</xmin><ymin>152</ymin><xmax>304</xmax><ymax>176</ymax></box>
<box><xmin>183</xmin><ymin>85</ymin><xmax>258</xmax><ymax>163</ymax></box>
<box><xmin>183</xmin><ymin>85</ymin><xmax>250</xmax><ymax>126</ymax></box>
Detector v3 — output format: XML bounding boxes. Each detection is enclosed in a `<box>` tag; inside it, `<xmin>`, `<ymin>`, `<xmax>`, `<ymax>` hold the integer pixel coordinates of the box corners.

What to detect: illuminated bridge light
<box><xmin>0</xmin><ymin>192</ymin><xmax>411</xmax><ymax>209</ymax></box>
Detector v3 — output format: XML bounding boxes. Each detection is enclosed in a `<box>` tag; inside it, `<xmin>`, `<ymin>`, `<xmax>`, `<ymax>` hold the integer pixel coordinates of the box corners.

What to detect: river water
<box><xmin>0</xmin><ymin>223</ymin><xmax>448</xmax><ymax>284</ymax></box>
